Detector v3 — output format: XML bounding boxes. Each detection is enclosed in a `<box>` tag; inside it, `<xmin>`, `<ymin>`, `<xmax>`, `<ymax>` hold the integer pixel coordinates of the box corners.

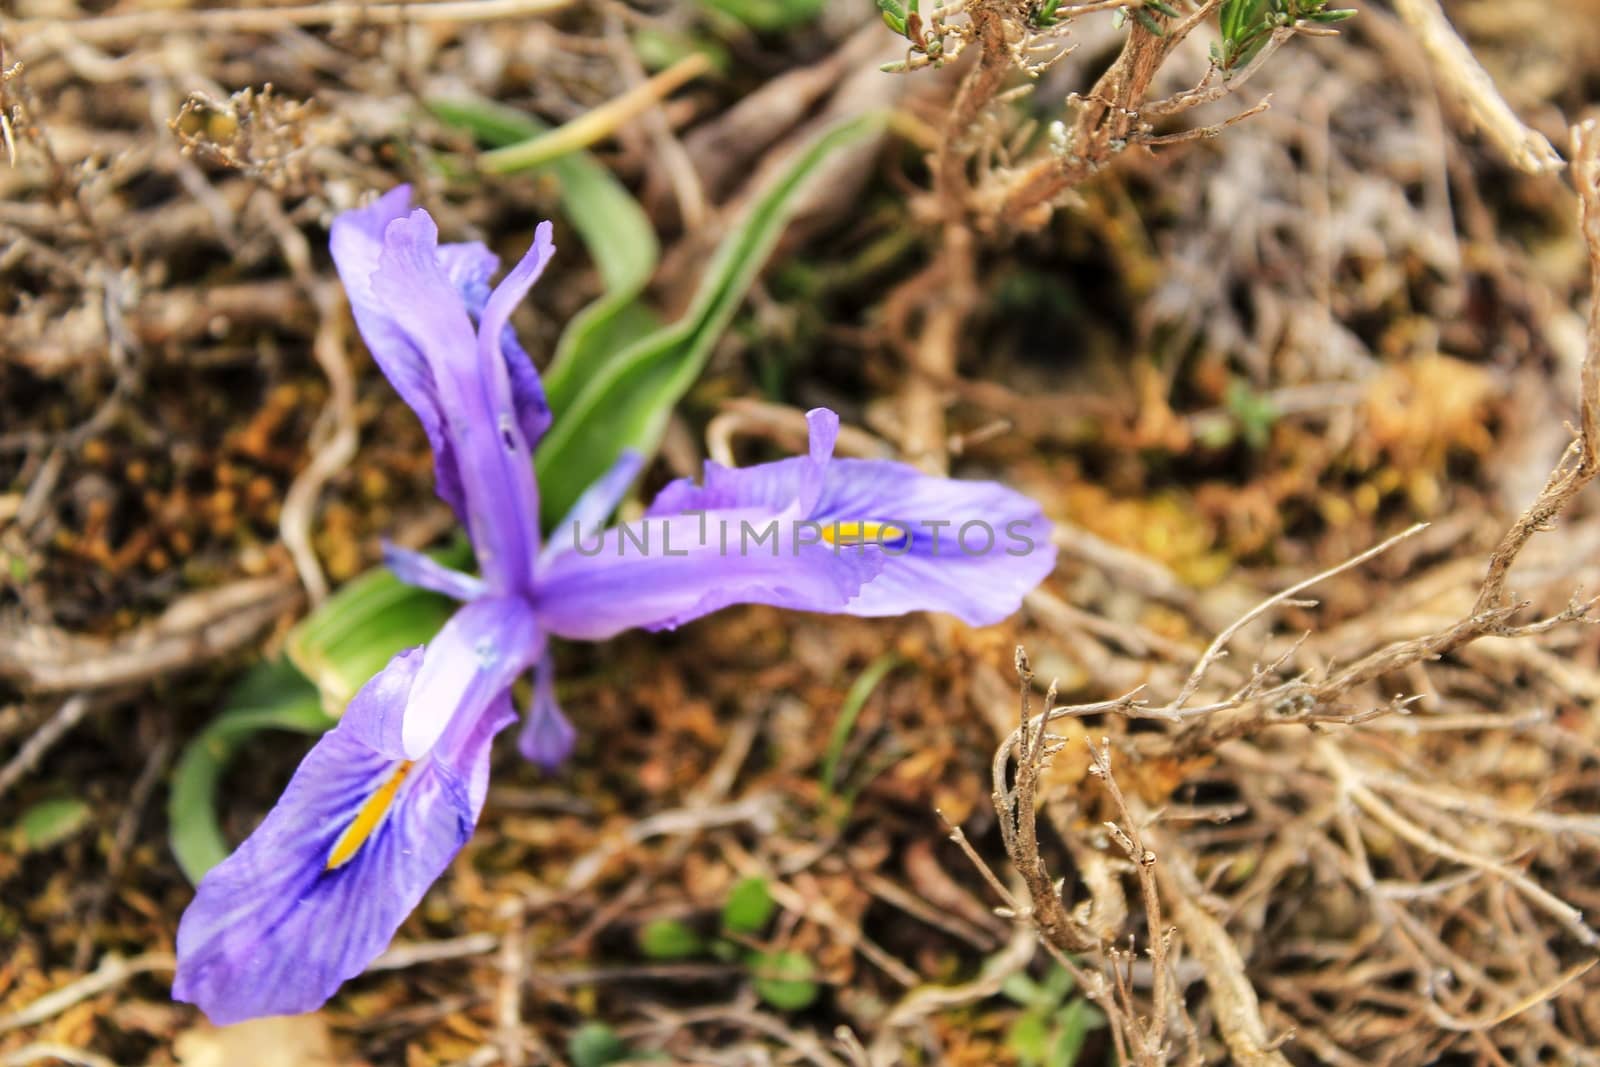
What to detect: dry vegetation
<box><xmin>4</xmin><ymin>1</ymin><xmax>1600</xmax><ymax>1064</ymax></box>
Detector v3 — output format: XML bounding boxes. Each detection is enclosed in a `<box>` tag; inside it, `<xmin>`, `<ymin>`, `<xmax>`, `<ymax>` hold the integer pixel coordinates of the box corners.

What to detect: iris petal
<box><xmin>400</xmin><ymin>595</ymin><xmax>541</xmax><ymax>759</ymax></box>
<box><xmin>542</xmin><ymin>450</ymin><xmax>644</xmax><ymax>569</ymax></box>
<box><xmin>332</xmin><ymin>192</ymin><xmax>552</xmax><ymax>590</ymax></box>
<box><xmin>173</xmin><ymin>651</ymin><xmax>513</xmax><ymax>1025</ymax></box>
<box><xmin>382</xmin><ymin>542</ymin><xmax>486</xmax><ymax>602</ymax></box>
<box><xmin>812</xmin><ymin>457</ymin><xmax>1057</xmax><ymax>626</ymax></box>
<box><xmin>517</xmin><ymin>651</ymin><xmax>576</xmax><ymax>771</ymax></box>
<box><xmin>645</xmin><ymin>409</ymin><xmax>837</xmax><ymax>518</ymax></box>
<box><xmin>637</xmin><ymin>407</ymin><xmax>1054</xmax><ymax>627</ymax></box>
<box><xmin>330</xmin><ymin>188</ymin><xmax>469</xmax><ymax>520</ymax></box>
<box><xmin>536</xmin><ymin>508</ymin><xmax>884</xmax><ymax>640</ymax></box>
<box><xmin>372</xmin><ymin>211</ymin><xmax>543</xmax><ymax>593</ymax></box>
<box><xmin>475</xmin><ymin>221</ymin><xmax>555</xmax><ymax>450</ymax></box>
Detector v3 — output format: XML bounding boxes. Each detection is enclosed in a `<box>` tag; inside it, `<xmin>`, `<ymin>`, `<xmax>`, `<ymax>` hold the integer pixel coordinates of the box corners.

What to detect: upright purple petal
<box><xmin>517</xmin><ymin>651</ymin><xmax>576</xmax><ymax>771</ymax></box>
<box><xmin>474</xmin><ymin>221</ymin><xmax>556</xmax><ymax>450</ymax></box>
<box><xmin>371</xmin><ymin>211</ymin><xmax>543</xmax><ymax>592</ymax></box>
<box><xmin>400</xmin><ymin>595</ymin><xmax>541</xmax><ymax>759</ymax></box>
<box><xmin>173</xmin><ymin>651</ymin><xmax>514</xmax><ymax>1025</ymax></box>
<box><xmin>536</xmin><ymin>508</ymin><xmax>884</xmax><ymax>640</ymax></box>
<box><xmin>647</xmin><ymin>409</ymin><xmax>837</xmax><ymax>519</ymax></box>
<box><xmin>330</xmin><ymin>188</ymin><xmax>469</xmax><ymax>520</ymax></box>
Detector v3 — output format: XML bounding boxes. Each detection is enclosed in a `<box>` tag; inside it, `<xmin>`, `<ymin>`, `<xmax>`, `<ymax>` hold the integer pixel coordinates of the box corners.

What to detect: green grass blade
<box><xmin>820</xmin><ymin>652</ymin><xmax>900</xmax><ymax>801</ymax></box>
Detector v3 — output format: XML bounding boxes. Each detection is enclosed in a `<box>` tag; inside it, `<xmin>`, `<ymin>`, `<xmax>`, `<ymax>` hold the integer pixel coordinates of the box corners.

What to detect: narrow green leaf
<box><xmin>14</xmin><ymin>796</ymin><xmax>92</xmax><ymax>852</ymax></box>
<box><xmin>820</xmin><ymin>652</ymin><xmax>899</xmax><ymax>801</ymax></box>
<box><xmin>639</xmin><ymin>918</ymin><xmax>705</xmax><ymax>960</ymax></box>
<box><xmin>1132</xmin><ymin>5</ymin><xmax>1166</xmax><ymax>34</ymax></box>
<box><xmin>722</xmin><ymin>876</ymin><xmax>778</xmax><ymax>935</ymax></box>
<box><xmin>1042</xmin><ymin>961</ymin><xmax>1077</xmax><ymax>1003</ymax></box>
<box><xmin>1001</xmin><ymin>972</ymin><xmax>1045</xmax><ymax>1007</ymax></box>
<box><xmin>1047</xmin><ymin>998</ymin><xmax>1106</xmax><ymax>1067</ymax></box>
<box><xmin>534</xmin><ymin>111</ymin><xmax>887</xmax><ymax>526</ymax></box>
<box><xmin>168</xmin><ymin>658</ymin><xmax>334</xmax><ymax>883</ymax></box>
<box><xmin>698</xmin><ymin>0</ymin><xmax>824</xmax><ymax>32</ymax></box>
<box><xmin>1007</xmin><ymin>1011</ymin><xmax>1052</xmax><ymax>1064</ymax></box>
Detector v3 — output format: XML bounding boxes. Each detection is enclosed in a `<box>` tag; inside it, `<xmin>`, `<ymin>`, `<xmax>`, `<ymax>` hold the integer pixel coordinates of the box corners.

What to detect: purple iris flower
<box><xmin>172</xmin><ymin>187</ymin><xmax>1056</xmax><ymax>1024</ymax></box>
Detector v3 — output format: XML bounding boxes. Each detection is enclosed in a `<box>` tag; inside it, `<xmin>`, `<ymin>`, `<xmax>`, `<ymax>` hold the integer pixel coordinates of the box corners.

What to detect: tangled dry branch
<box><xmin>957</xmin><ymin>117</ymin><xmax>1600</xmax><ymax>1066</ymax></box>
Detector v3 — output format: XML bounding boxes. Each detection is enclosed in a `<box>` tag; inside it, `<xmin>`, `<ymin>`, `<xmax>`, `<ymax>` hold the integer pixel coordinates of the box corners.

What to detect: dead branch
<box><xmin>1389</xmin><ymin>0</ymin><xmax>1564</xmax><ymax>174</ymax></box>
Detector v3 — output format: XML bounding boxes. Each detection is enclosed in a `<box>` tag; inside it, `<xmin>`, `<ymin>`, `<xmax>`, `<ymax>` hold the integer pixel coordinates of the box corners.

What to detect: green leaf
<box><xmin>1224</xmin><ymin>379</ymin><xmax>1278</xmax><ymax>450</ymax></box>
<box><xmin>1001</xmin><ymin>972</ymin><xmax>1045</xmax><ymax>1007</ymax></box>
<box><xmin>168</xmin><ymin>658</ymin><xmax>335</xmax><ymax>884</ymax></box>
<box><xmin>568</xmin><ymin>1022</ymin><xmax>632</xmax><ymax>1067</ymax></box>
<box><xmin>750</xmin><ymin>949</ymin><xmax>819</xmax><ymax>1011</ymax></box>
<box><xmin>1131</xmin><ymin>5</ymin><xmax>1166</xmax><ymax>34</ymax></box>
<box><xmin>534</xmin><ymin>111</ymin><xmax>887</xmax><ymax>527</ymax></box>
<box><xmin>820</xmin><ymin>653</ymin><xmax>899</xmax><ymax>803</ymax></box>
<box><xmin>639</xmin><ymin>918</ymin><xmax>705</xmax><ymax>960</ymax></box>
<box><xmin>697</xmin><ymin>0</ymin><xmax>824</xmax><ymax>32</ymax></box>
<box><xmin>1047</xmin><ymin>998</ymin><xmax>1106</xmax><ymax>1067</ymax></box>
<box><xmin>288</xmin><ymin>555</ymin><xmax>460</xmax><ymax>714</ymax></box>
<box><xmin>631</xmin><ymin>28</ymin><xmax>731</xmax><ymax>75</ymax></box>
<box><xmin>13</xmin><ymin>796</ymin><xmax>92</xmax><ymax>852</ymax></box>
<box><xmin>721</xmin><ymin>876</ymin><xmax>777</xmax><ymax>935</ymax></box>
<box><xmin>1043</xmin><ymin>962</ymin><xmax>1078</xmax><ymax>1004</ymax></box>
<box><xmin>1006</xmin><ymin>1011</ymin><xmax>1051</xmax><ymax>1065</ymax></box>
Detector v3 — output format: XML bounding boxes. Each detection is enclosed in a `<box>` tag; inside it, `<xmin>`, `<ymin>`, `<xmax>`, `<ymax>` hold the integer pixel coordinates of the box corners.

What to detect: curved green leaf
<box><xmin>168</xmin><ymin>658</ymin><xmax>334</xmax><ymax>884</ymax></box>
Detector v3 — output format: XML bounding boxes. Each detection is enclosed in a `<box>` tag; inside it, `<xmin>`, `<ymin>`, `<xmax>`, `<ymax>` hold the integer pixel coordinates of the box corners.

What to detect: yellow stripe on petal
<box><xmin>326</xmin><ymin>760</ymin><xmax>415</xmax><ymax>870</ymax></box>
<box><xmin>821</xmin><ymin>521</ymin><xmax>908</xmax><ymax>547</ymax></box>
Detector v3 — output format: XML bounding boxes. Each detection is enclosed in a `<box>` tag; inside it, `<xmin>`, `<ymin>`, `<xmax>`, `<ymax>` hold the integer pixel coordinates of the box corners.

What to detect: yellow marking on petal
<box><xmin>822</xmin><ymin>521</ymin><xmax>908</xmax><ymax>547</ymax></box>
<box><xmin>326</xmin><ymin>760</ymin><xmax>414</xmax><ymax>870</ymax></box>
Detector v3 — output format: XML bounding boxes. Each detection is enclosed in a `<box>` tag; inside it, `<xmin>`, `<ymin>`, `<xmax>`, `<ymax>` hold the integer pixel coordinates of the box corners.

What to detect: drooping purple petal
<box><xmin>400</xmin><ymin>594</ymin><xmax>541</xmax><ymax>759</ymax></box>
<box><xmin>517</xmin><ymin>651</ymin><xmax>576</xmax><ymax>771</ymax></box>
<box><xmin>173</xmin><ymin>650</ymin><xmax>513</xmax><ymax>1025</ymax></box>
<box><xmin>371</xmin><ymin>210</ymin><xmax>543</xmax><ymax>592</ymax></box>
<box><xmin>536</xmin><ymin>508</ymin><xmax>884</xmax><ymax>640</ymax></box>
<box><xmin>383</xmin><ymin>542</ymin><xmax>486</xmax><ymax>602</ymax></box>
<box><xmin>811</xmin><ymin>457</ymin><xmax>1057</xmax><ymax>626</ymax></box>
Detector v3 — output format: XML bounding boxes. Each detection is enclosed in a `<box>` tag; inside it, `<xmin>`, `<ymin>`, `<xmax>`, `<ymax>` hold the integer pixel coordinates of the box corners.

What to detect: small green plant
<box><xmin>1225</xmin><ymin>378</ymin><xmax>1280</xmax><ymax>450</ymax></box>
<box><xmin>635</xmin><ymin>877</ymin><xmax>820</xmax><ymax>1012</ymax></box>
<box><xmin>1001</xmin><ymin>964</ymin><xmax>1106</xmax><ymax>1067</ymax></box>
<box><xmin>12</xmin><ymin>795</ymin><xmax>92</xmax><ymax>853</ymax></box>
<box><xmin>1215</xmin><ymin>0</ymin><xmax>1355</xmax><ymax>71</ymax></box>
